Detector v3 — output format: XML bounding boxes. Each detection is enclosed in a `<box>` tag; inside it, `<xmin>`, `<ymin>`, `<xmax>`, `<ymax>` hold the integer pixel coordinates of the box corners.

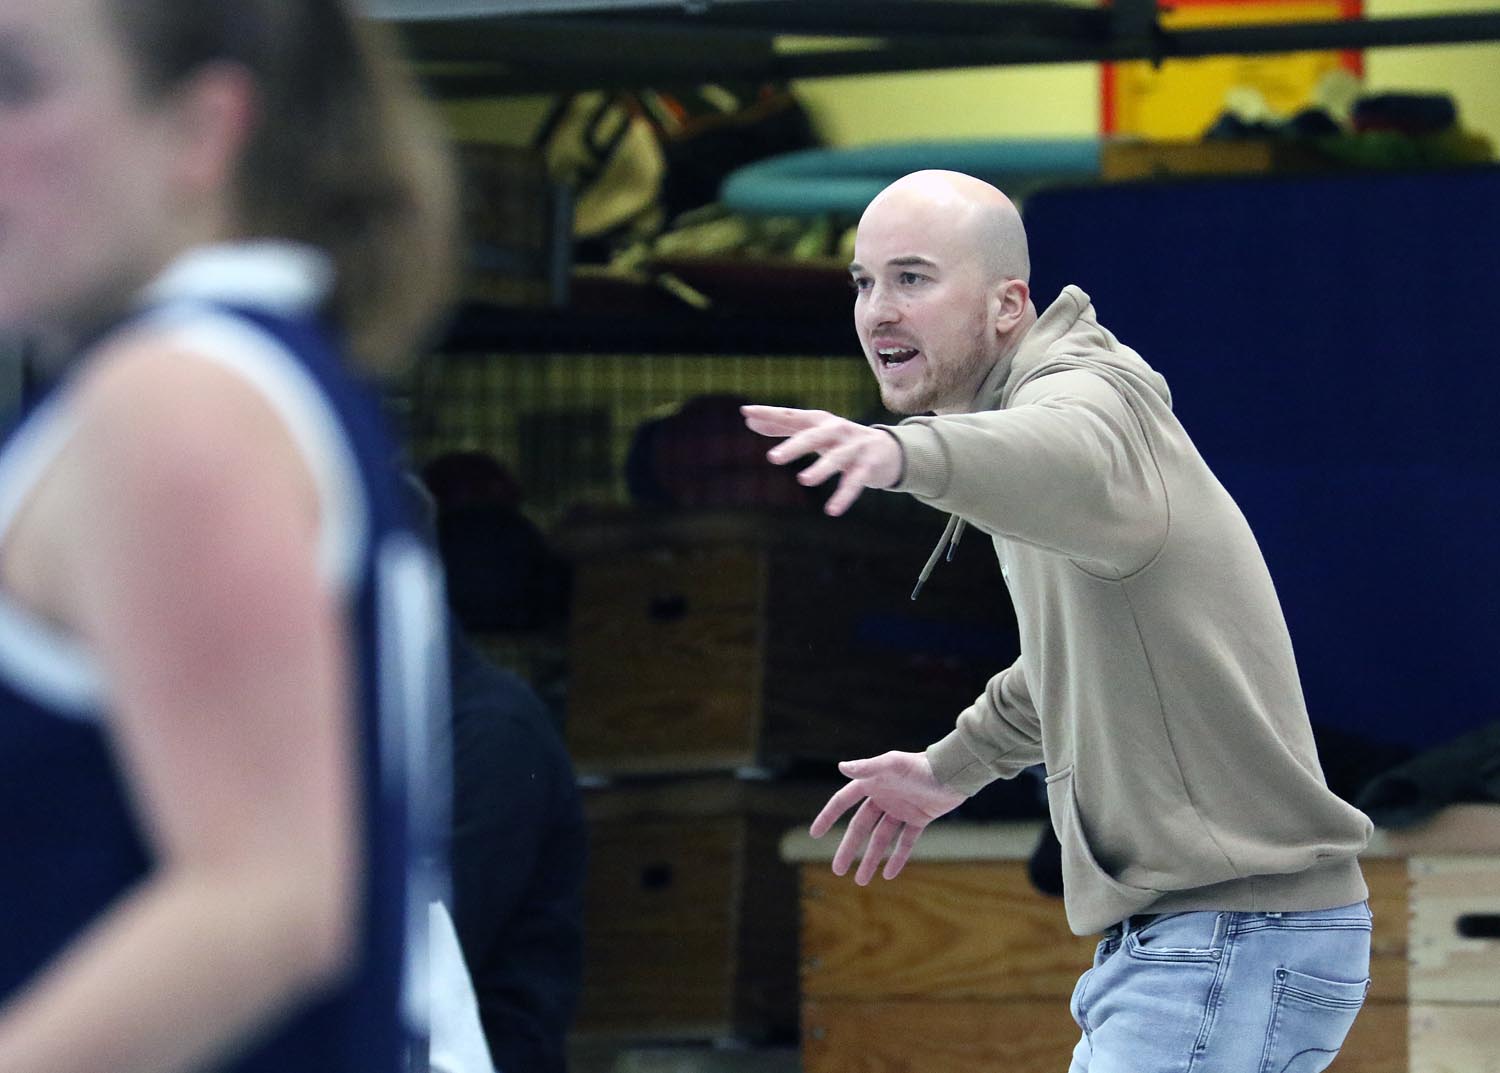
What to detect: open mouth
<box><xmin>877</xmin><ymin>346</ymin><xmax>920</xmax><ymax>367</ymax></box>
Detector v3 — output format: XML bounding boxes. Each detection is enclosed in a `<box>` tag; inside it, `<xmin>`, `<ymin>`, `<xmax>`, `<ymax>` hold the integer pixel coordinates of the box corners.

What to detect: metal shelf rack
<box><xmin>364</xmin><ymin>0</ymin><xmax>1500</xmax><ymax>96</ymax></box>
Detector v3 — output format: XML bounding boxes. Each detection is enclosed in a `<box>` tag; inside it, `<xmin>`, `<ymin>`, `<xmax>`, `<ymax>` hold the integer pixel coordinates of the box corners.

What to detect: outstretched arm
<box><xmin>885</xmin><ymin>371</ymin><xmax>1168</xmax><ymax>566</ymax></box>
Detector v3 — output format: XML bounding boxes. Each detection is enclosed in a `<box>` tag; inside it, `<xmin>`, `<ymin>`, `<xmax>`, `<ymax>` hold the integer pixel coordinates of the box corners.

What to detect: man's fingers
<box><xmin>810</xmin><ymin>780</ymin><xmax>869</xmax><ymax>838</ymax></box>
<box><xmin>824</xmin><ymin>466</ymin><xmax>870</xmax><ymax>517</ymax></box>
<box><xmin>795</xmin><ymin>441</ymin><xmax>860</xmax><ymax>487</ymax></box>
<box><xmin>856</xmin><ymin>813</ymin><xmax>903</xmax><ymax>885</ymax></box>
<box><xmin>883</xmin><ymin>821</ymin><xmax>926</xmax><ymax>880</ymax></box>
<box><xmin>832</xmin><ymin>797</ymin><xmax>883</xmax><ymax>876</ymax></box>
<box><xmin>767</xmin><ymin>421</ymin><xmax>854</xmax><ymax>466</ymax></box>
<box><xmin>741</xmin><ymin>405</ymin><xmax>823</xmax><ymax>438</ymax></box>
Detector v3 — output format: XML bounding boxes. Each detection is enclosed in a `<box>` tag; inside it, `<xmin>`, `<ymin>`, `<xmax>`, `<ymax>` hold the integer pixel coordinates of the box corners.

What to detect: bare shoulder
<box><xmin>2</xmin><ymin>330</ymin><xmax>325</xmax><ymax>629</ymax></box>
<box><xmin>67</xmin><ymin>326</ymin><xmax>320</xmax><ymax>508</ymax></box>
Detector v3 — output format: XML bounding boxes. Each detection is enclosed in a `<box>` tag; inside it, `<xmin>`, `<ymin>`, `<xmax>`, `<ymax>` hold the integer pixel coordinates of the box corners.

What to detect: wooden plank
<box><xmin>1408</xmin><ymin>855</ymin><xmax>1500</xmax><ymax>1003</ymax></box>
<box><xmin>801</xmin><ymin>862</ymin><xmax>1097</xmax><ymax>1001</ymax></box>
<box><xmin>1409</xmin><ymin>1004</ymin><xmax>1500</xmax><ymax>1073</ymax></box>
<box><xmin>567</xmin><ymin>546</ymin><xmax>764</xmax><ymax>773</ymax></box>
<box><xmin>1364</xmin><ymin>856</ymin><xmax>1409</xmax><ymax>1004</ymax></box>
<box><xmin>801</xmin><ymin>999</ymin><xmax>1080</xmax><ymax>1073</ymax></box>
<box><xmin>801</xmin><ymin>857</ymin><xmax>1408</xmax><ymax>1002</ymax></box>
<box><xmin>1335</xmin><ymin>1002</ymin><xmax>1408</xmax><ymax>1073</ymax></box>
<box><xmin>799</xmin><ymin>998</ymin><xmax>1406</xmax><ymax>1073</ymax></box>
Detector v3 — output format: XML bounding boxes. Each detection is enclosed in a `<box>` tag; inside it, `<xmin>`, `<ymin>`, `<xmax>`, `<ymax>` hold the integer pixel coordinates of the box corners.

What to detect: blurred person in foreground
<box><xmin>0</xmin><ymin>3</ymin><xmax>458</xmax><ymax>1072</ymax></box>
<box><xmin>743</xmin><ymin>170</ymin><xmax>1374</xmax><ymax>1072</ymax></box>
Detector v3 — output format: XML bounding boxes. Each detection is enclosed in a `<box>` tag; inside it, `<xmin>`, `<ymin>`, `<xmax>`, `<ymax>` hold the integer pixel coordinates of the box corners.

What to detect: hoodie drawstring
<box><xmin>911</xmin><ymin>515</ymin><xmax>966</xmax><ymax>600</ymax></box>
<box><xmin>947</xmin><ymin>518</ymin><xmax>967</xmax><ymax>561</ymax></box>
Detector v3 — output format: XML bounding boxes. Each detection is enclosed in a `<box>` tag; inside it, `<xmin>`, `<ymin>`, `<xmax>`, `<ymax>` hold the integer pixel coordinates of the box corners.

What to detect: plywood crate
<box><xmin>561</xmin><ymin>511</ymin><xmax>1014</xmax><ymax>776</ymax></box>
<box><xmin>1406</xmin><ymin>850</ymin><xmax>1500</xmax><ymax>1073</ymax></box>
<box><xmin>577</xmin><ymin>777</ymin><xmax>837</xmax><ymax>1042</ymax></box>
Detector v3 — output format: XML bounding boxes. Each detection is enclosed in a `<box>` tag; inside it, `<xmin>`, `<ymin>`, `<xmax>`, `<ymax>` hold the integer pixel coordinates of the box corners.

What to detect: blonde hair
<box><xmin>106</xmin><ymin>1</ymin><xmax>458</xmax><ymax>375</ymax></box>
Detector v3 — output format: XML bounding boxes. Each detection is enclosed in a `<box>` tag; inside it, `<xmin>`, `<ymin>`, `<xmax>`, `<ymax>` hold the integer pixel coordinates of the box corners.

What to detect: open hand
<box><xmin>810</xmin><ymin>751</ymin><xmax>966</xmax><ymax>884</ymax></box>
<box><xmin>741</xmin><ymin>405</ymin><xmax>902</xmax><ymax>516</ymax></box>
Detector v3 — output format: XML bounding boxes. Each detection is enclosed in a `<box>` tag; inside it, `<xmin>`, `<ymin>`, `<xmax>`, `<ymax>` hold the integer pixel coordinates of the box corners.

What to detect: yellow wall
<box><xmin>1363</xmin><ymin>0</ymin><xmax>1500</xmax><ymax>143</ymax></box>
<box><xmin>793</xmin><ymin>64</ymin><xmax>1099</xmax><ymax>144</ymax></box>
<box><xmin>446</xmin><ymin>95</ymin><xmax>554</xmax><ymax>146</ymax></box>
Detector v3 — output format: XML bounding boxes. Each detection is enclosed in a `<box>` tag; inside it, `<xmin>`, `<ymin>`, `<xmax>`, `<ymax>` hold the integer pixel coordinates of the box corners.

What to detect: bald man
<box><xmin>743</xmin><ymin>171</ymin><xmax>1374</xmax><ymax>1072</ymax></box>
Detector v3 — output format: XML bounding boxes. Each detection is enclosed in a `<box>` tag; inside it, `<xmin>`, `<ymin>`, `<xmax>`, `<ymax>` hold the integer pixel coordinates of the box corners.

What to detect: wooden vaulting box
<box><xmin>575</xmin><ymin>778</ymin><xmax>837</xmax><ymax>1042</ymax></box>
<box><xmin>561</xmin><ymin>511</ymin><xmax>1017</xmax><ymax>777</ymax></box>
<box><xmin>784</xmin><ymin>807</ymin><xmax>1500</xmax><ymax>1073</ymax></box>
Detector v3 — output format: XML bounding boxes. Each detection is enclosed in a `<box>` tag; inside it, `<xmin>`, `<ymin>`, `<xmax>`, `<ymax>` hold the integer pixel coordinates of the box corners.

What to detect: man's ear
<box><xmin>993</xmin><ymin>277</ymin><xmax>1031</xmax><ymax>334</ymax></box>
<box><xmin>165</xmin><ymin>61</ymin><xmax>258</xmax><ymax>200</ymax></box>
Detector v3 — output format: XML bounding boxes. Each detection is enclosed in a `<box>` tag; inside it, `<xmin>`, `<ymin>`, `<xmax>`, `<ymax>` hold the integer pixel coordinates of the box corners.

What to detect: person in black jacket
<box><xmin>444</xmin><ymin>622</ymin><xmax>587</xmax><ymax>1073</ymax></box>
<box><xmin>405</xmin><ymin>469</ymin><xmax>586</xmax><ymax>1073</ymax></box>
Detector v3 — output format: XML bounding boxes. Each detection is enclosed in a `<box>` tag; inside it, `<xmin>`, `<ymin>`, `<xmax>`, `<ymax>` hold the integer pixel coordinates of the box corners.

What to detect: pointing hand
<box><xmin>741</xmin><ymin>405</ymin><xmax>903</xmax><ymax>517</ymax></box>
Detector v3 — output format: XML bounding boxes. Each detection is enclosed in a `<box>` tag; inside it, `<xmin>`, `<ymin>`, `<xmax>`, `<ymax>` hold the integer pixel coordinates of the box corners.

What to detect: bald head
<box><xmin>849</xmin><ymin>170</ymin><xmax>1036</xmax><ymax>414</ymax></box>
<box><xmin>861</xmin><ymin>170</ymin><xmax>1030</xmax><ymax>285</ymax></box>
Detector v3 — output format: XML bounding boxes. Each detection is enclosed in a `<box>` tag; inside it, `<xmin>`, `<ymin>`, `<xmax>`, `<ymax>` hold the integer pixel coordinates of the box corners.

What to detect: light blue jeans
<box><xmin>1068</xmin><ymin>902</ymin><xmax>1372</xmax><ymax>1073</ymax></box>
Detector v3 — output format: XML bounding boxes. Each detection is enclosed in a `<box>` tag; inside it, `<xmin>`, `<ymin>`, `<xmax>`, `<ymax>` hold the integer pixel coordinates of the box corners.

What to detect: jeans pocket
<box><xmin>1258</xmin><ymin>968</ymin><xmax>1369</xmax><ymax>1073</ymax></box>
<box><xmin>1126</xmin><ymin>912</ymin><xmax>1226</xmax><ymax>963</ymax></box>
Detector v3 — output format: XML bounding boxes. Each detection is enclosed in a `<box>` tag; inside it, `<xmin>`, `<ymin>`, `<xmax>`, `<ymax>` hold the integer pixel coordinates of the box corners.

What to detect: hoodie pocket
<box><xmin>1044</xmin><ymin>766</ymin><xmax>1160</xmax><ymax>912</ymax></box>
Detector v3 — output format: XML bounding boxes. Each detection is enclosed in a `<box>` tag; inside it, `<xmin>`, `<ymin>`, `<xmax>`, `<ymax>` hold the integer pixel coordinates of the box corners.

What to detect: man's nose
<box><xmin>864</xmin><ymin>284</ymin><xmax>899</xmax><ymax>327</ymax></box>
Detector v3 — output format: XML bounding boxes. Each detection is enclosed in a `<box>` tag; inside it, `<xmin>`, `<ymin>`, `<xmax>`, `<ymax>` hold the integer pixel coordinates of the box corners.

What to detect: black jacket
<box><xmin>446</xmin><ymin>630</ymin><xmax>587</xmax><ymax>1073</ymax></box>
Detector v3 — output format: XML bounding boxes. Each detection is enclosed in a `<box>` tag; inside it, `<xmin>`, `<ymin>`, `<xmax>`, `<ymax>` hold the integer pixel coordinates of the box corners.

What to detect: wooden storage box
<box><xmin>576</xmin><ymin>778</ymin><xmax>835</xmax><ymax>1042</ymax></box>
<box><xmin>1400</xmin><ymin>809</ymin><xmax>1500</xmax><ymax>1073</ymax></box>
<box><xmin>784</xmin><ymin>806</ymin><xmax>1500</xmax><ymax>1073</ymax></box>
<box><xmin>562</xmin><ymin>511</ymin><xmax>1015</xmax><ymax>776</ymax></box>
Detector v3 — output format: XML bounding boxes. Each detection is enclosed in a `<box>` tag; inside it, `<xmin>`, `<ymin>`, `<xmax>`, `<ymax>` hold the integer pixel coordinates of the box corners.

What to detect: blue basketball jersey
<box><xmin>0</xmin><ymin>242</ymin><xmax>447</xmax><ymax>1073</ymax></box>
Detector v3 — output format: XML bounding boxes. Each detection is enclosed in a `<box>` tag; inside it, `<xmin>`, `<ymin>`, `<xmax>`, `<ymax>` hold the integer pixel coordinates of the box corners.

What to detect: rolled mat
<box><xmin>720</xmin><ymin>138</ymin><xmax>1101</xmax><ymax>216</ymax></box>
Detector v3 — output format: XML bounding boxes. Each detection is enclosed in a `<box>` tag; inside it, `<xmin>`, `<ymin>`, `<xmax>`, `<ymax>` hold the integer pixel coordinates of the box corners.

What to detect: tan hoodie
<box><xmin>881</xmin><ymin>285</ymin><xmax>1372</xmax><ymax>936</ymax></box>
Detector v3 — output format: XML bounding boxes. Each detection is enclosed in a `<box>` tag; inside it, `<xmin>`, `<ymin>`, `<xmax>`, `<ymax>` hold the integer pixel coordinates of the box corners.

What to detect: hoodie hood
<box><xmin>910</xmin><ymin>285</ymin><xmax>1171</xmax><ymax>599</ymax></box>
<box><xmin>977</xmin><ymin>284</ymin><xmax>1171</xmax><ymax>414</ymax></box>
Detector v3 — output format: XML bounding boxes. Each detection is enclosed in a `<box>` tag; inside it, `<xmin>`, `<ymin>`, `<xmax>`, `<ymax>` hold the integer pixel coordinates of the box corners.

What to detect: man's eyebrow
<box><xmin>848</xmin><ymin>255</ymin><xmax>940</xmax><ymax>274</ymax></box>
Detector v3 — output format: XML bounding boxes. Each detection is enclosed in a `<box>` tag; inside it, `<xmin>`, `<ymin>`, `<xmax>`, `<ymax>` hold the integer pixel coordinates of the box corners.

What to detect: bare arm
<box><xmin>0</xmin><ymin>342</ymin><xmax>359</xmax><ymax>1073</ymax></box>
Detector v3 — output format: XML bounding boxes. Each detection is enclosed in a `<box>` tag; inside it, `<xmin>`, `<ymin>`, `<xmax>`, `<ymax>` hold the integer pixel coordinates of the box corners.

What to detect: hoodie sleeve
<box><xmin>926</xmin><ymin>656</ymin><xmax>1043</xmax><ymax>794</ymax></box>
<box><xmin>882</xmin><ymin>368</ymin><xmax>1168</xmax><ymax>571</ymax></box>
